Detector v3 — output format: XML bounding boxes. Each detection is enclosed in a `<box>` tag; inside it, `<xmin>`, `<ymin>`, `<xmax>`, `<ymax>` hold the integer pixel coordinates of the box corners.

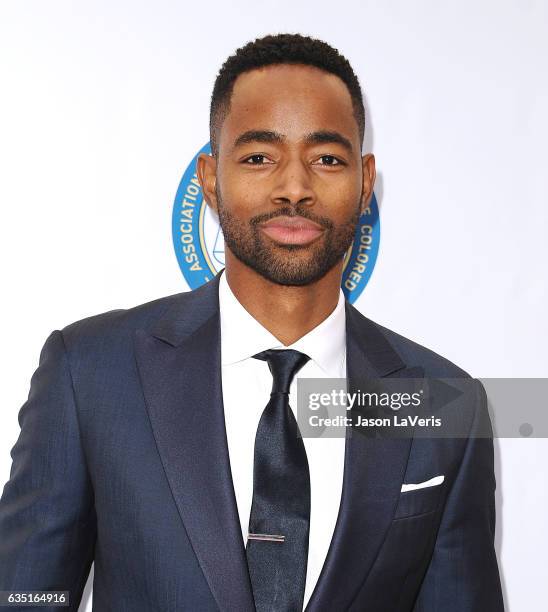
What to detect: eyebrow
<box><xmin>232</xmin><ymin>129</ymin><xmax>354</xmax><ymax>154</ymax></box>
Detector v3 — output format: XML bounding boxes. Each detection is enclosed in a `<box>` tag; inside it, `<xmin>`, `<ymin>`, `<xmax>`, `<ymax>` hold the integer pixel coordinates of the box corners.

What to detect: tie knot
<box><xmin>253</xmin><ymin>349</ymin><xmax>311</xmax><ymax>394</ymax></box>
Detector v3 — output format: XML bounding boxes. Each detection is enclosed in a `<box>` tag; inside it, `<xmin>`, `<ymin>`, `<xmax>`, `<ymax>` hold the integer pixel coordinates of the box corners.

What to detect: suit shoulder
<box><xmin>58</xmin><ymin>289</ymin><xmax>192</xmax><ymax>350</ymax></box>
<box><xmin>370</xmin><ymin>318</ymin><xmax>472</xmax><ymax>379</ymax></box>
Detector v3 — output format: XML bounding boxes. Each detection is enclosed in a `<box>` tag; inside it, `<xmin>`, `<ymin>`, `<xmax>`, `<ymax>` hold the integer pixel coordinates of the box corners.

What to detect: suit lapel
<box><xmin>134</xmin><ymin>274</ymin><xmax>255</xmax><ymax>612</ymax></box>
<box><xmin>306</xmin><ymin>303</ymin><xmax>423</xmax><ymax>612</ymax></box>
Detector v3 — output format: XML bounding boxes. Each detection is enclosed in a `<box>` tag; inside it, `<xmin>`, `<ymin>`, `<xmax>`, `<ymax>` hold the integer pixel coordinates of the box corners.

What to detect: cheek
<box><xmin>318</xmin><ymin>180</ymin><xmax>361</xmax><ymax>219</ymax></box>
<box><xmin>219</xmin><ymin>174</ymin><xmax>268</xmax><ymax>215</ymax></box>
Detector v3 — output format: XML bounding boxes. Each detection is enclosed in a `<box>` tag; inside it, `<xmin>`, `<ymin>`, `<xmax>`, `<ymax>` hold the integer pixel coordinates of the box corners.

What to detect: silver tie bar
<box><xmin>247</xmin><ymin>533</ymin><xmax>285</xmax><ymax>543</ymax></box>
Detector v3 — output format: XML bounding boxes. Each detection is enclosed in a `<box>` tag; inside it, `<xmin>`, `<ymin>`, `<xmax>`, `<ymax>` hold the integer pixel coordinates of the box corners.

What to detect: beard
<box><xmin>215</xmin><ymin>186</ymin><xmax>361</xmax><ymax>286</ymax></box>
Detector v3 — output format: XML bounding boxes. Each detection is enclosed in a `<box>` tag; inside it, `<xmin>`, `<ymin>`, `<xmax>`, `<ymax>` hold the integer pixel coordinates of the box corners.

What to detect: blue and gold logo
<box><xmin>172</xmin><ymin>143</ymin><xmax>380</xmax><ymax>304</ymax></box>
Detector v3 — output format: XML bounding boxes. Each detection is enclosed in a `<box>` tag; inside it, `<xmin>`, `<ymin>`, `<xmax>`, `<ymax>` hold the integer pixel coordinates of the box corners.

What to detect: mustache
<box><xmin>249</xmin><ymin>207</ymin><xmax>334</xmax><ymax>230</ymax></box>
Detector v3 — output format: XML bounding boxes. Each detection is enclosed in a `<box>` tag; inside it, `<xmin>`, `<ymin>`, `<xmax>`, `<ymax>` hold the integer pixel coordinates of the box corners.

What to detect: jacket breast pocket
<box><xmin>393</xmin><ymin>483</ymin><xmax>445</xmax><ymax>520</ymax></box>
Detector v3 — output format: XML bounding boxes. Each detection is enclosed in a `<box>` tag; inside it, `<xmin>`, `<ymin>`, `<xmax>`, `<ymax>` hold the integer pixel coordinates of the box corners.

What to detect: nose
<box><xmin>270</xmin><ymin>156</ymin><xmax>316</xmax><ymax>208</ymax></box>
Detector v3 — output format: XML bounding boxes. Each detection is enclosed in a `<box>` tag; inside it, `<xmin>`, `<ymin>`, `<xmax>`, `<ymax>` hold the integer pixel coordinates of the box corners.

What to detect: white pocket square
<box><xmin>401</xmin><ymin>475</ymin><xmax>444</xmax><ymax>492</ymax></box>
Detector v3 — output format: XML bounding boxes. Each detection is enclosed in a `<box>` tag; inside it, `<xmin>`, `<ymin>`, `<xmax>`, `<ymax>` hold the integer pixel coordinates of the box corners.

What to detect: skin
<box><xmin>197</xmin><ymin>63</ymin><xmax>376</xmax><ymax>345</ymax></box>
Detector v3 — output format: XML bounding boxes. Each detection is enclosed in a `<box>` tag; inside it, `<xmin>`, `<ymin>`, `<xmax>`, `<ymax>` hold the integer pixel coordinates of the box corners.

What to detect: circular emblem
<box><xmin>172</xmin><ymin>142</ymin><xmax>380</xmax><ymax>304</ymax></box>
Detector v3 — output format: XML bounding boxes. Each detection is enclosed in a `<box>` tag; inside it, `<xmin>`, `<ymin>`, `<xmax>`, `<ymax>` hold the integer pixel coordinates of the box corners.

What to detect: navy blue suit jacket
<box><xmin>0</xmin><ymin>273</ymin><xmax>504</xmax><ymax>611</ymax></box>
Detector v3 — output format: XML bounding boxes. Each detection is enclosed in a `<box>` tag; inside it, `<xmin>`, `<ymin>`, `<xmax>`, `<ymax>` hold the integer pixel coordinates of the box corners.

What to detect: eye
<box><xmin>243</xmin><ymin>154</ymin><xmax>272</xmax><ymax>165</ymax></box>
<box><xmin>315</xmin><ymin>155</ymin><xmax>344</xmax><ymax>166</ymax></box>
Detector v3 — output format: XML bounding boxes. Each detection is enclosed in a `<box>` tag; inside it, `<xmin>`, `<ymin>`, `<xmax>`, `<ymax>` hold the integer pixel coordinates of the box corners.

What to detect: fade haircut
<box><xmin>209</xmin><ymin>33</ymin><xmax>365</xmax><ymax>156</ymax></box>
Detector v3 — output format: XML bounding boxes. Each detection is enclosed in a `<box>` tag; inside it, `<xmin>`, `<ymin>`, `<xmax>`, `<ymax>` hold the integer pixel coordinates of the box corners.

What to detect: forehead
<box><xmin>219</xmin><ymin>64</ymin><xmax>359</xmax><ymax>150</ymax></box>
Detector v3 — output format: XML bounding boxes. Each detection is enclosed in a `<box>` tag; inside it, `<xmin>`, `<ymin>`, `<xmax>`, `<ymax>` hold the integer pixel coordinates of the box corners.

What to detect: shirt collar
<box><xmin>219</xmin><ymin>271</ymin><xmax>346</xmax><ymax>376</ymax></box>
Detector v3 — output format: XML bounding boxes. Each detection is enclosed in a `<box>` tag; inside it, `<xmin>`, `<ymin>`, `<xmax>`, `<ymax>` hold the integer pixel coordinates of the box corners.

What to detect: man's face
<box><xmin>199</xmin><ymin>63</ymin><xmax>375</xmax><ymax>286</ymax></box>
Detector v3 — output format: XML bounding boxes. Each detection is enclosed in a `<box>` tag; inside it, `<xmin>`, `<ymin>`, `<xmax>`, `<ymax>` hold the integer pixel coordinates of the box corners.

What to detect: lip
<box><xmin>259</xmin><ymin>216</ymin><xmax>325</xmax><ymax>246</ymax></box>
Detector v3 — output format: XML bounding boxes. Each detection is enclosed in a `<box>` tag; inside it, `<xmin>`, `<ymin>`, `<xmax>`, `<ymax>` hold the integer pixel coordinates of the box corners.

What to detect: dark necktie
<box><xmin>246</xmin><ymin>349</ymin><xmax>311</xmax><ymax>612</ymax></box>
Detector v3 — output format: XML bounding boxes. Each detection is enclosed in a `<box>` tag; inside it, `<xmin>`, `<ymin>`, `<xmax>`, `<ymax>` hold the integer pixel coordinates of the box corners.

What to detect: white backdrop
<box><xmin>1</xmin><ymin>1</ymin><xmax>547</xmax><ymax>610</ymax></box>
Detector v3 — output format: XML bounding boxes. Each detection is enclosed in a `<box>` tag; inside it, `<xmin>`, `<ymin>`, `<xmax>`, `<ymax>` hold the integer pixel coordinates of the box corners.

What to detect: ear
<box><xmin>196</xmin><ymin>152</ymin><xmax>219</xmax><ymax>214</ymax></box>
<box><xmin>360</xmin><ymin>153</ymin><xmax>376</xmax><ymax>214</ymax></box>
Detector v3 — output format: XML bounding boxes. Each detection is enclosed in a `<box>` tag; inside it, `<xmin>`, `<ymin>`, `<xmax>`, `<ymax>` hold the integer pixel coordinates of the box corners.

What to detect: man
<box><xmin>0</xmin><ymin>33</ymin><xmax>503</xmax><ymax>611</ymax></box>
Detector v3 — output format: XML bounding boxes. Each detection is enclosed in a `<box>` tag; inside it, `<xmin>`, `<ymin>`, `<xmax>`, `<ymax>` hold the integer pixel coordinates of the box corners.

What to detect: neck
<box><xmin>223</xmin><ymin>252</ymin><xmax>343</xmax><ymax>346</ymax></box>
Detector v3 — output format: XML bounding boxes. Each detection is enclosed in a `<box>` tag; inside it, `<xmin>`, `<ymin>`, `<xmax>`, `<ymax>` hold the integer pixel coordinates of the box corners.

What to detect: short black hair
<box><xmin>209</xmin><ymin>33</ymin><xmax>365</xmax><ymax>156</ymax></box>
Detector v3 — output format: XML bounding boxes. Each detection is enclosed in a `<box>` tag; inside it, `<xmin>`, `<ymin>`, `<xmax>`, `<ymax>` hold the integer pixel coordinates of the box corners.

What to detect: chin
<box><xmin>254</xmin><ymin>258</ymin><xmax>340</xmax><ymax>287</ymax></box>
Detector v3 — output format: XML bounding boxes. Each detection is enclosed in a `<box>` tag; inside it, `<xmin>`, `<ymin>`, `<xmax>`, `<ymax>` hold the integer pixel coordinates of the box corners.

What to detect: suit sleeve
<box><xmin>0</xmin><ymin>330</ymin><xmax>96</xmax><ymax>611</ymax></box>
<box><xmin>413</xmin><ymin>379</ymin><xmax>505</xmax><ymax>612</ymax></box>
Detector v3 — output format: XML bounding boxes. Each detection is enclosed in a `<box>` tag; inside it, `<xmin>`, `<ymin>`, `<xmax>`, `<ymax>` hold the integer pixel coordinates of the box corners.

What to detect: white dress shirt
<box><xmin>219</xmin><ymin>272</ymin><xmax>347</xmax><ymax>608</ymax></box>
